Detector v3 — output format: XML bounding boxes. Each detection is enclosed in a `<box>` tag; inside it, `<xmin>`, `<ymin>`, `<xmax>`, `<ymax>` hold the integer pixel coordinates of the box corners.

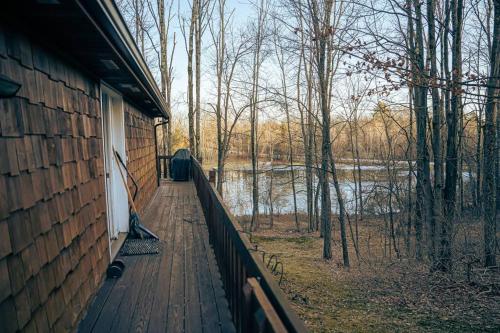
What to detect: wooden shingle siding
<box><xmin>124</xmin><ymin>102</ymin><xmax>157</xmax><ymax>213</ymax></box>
<box><xmin>0</xmin><ymin>27</ymin><xmax>109</xmax><ymax>332</ymax></box>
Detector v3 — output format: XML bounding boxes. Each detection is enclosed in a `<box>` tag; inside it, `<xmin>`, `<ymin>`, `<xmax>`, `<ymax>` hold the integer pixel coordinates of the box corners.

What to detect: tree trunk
<box><xmin>410</xmin><ymin>0</ymin><xmax>432</xmax><ymax>262</ymax></box>
<box><xmin>187</xmin><ymin>0</ymin><xmax>197</xmax><ymax>155</ymax></box>
<box><xmin>276</xmin><ymin>41</ymin><xmax>300</xmax><ymax>232</ymax></box>
<box><xmin>269</xmin><ymin>140</ymin><xmax>274</xmax><ymax>228</ymax></box>
<box><xmin>285</xmin><ymin>96</ymin><xmax>300</xmax><ymax>232</ymax></box>
<box><xmin>483</xmin><ymin>0</ymin><xmax>499</xmax><ymax>267</ymax></box>
<box><xmin>215</xmin><ymin>0</ymin><xmax>225</xmax><ymax>195</ymax></box>
<box><xmin>297</xmin><ymin>31</ymin><xmax>315</xmax><ymax>233</ymax></box>
<box><xmin>195</xmin><ymin>0</ymin><xmax>202</xmax><ymax>160</ymax></box>
<box><xmin>310</xmin><ymin>0</ymin><xmax>334</xmax><ymax>260</ymax></box>
<box><xmin>381</xmin><ymin>108</ymin><xmax>400</xmax><ymax>259</ymax></box>
<box><xmin>305</xmin><ymin>49</ymin><xmax>315</xmax><ymax>232</ymax></box>
<box><xmin>406</xmin><ymin>87</ymin><xmax>414</xmax><ymax>256</ymax></box>
<box><xmin>250</xmin><ymin>0</ymin><xmax>266</xmax><ymax>231</ymax></box>
<box><xmin>328</xmin><ymin>147</ymin><xmax>350</xmax><ymax>266</ymax></box>
<box><xmin>354</xmin><ymin>113</ymin><xmax>363</xmax><ymax>223</ymax></box>
<box><xmin>441</xmin><ymin>0</ymin><xmax>463</xmax><ymax>272</ymax></box>
<box><xmin>428</xmin><ymin>0</ymin><xmax>443</xmax><ymax>269</ymax></box>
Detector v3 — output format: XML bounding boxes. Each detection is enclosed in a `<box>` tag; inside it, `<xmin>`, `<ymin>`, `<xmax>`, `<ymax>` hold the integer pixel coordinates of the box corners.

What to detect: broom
<box><xmin>113</xmin><ymin>149</ymin><xmax>159</xmax><ymax>240</ymax></box>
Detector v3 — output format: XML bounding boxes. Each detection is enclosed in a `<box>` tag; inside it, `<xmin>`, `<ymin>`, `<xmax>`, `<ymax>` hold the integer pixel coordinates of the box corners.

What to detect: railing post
<box><xmin>163</xmin><ymin>157</ymin><xmax>168</xmax><ymax>178</ymax></box>
<box><xmin>242</xmin><ymin>280</ymin><xmax>253</xmax><ymax>333</ymax></box>
<box><xmin>209</xmin><ymin>168</ymin><xmax>216</xmax><ymax>184</ymax></box>
<box><xmin>154</xmin><ymin>121</ymin><xmax>167</xmax><ymax>186</ymax></box>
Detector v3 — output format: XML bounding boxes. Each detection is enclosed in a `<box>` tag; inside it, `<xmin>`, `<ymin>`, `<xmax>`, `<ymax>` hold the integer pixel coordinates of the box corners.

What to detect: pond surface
<box><xmin>216</xmin><ymin>162</ymin><xmax>475</xmax><ymax>217</ymax></box>
<box><xmin>219</xmin><ymin>162</ymin><xmax>410</xmax><ymax>217</ymax></box>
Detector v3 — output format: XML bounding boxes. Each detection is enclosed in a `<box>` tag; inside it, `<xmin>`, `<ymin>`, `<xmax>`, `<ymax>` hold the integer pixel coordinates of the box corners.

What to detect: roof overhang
<box><xmin>1</xmin><ymin>0</ymin><xmax>169</xmax><ymax>120</ymax></box>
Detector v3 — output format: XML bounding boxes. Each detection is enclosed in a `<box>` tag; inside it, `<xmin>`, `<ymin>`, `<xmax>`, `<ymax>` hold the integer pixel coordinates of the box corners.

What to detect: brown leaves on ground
<box><xmin>248</xmin><ymin>214</ymin><xmax>500</xmax><ymax>333</ymax></box>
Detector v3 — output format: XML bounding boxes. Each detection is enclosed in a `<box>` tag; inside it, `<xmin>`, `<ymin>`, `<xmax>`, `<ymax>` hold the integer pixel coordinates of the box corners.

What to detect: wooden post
<box><xmin>154</xmin><ymin>121</ymin><xmax>168</xmax><ymax>185</ymax></box>
<box><xmin>163</xmin><ymin>157</ymin><xmax>168</xmax><ymax>178</ymax></box>
<box><xmin>209</xmin><ymin>168</ymin><xmax>216</xmax><ymax>184</ymax></box>
<box><xmin>242</xmin><ymin>281</ymin><xmax>253</xmax><ymax>333</ymax></box>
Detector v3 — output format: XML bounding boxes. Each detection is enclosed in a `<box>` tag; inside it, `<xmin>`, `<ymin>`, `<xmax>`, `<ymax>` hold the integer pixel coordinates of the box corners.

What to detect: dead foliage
<box><xmin>247</xmin><ymin>214</ymin><xmax>500</xmax><ymax>333</ymax></box>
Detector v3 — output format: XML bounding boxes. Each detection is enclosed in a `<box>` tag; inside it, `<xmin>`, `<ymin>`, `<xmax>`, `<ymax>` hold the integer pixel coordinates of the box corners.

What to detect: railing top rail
<box><xmin>246</xmin><ymin>277</ymin><xmax>288</xmax><ymax>333</ymax></box>
<box><xmin>191</xmin><ymin>157</ymin><xmax>308</xmax><ymax>333</ymax></box>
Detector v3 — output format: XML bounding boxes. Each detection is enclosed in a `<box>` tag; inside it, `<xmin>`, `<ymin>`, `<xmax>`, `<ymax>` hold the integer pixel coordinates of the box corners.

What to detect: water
<box><xmin>220</xmin><ymin>163</ymin><xmax>409</xmax><ymax>217</ymax></box>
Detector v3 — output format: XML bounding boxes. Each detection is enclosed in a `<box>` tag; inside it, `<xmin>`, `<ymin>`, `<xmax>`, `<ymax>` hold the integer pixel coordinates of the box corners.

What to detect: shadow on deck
<box><xmin>79</xmin><ymin>180</ymin><xmax>235</xmax><ymax>333</ymax></box>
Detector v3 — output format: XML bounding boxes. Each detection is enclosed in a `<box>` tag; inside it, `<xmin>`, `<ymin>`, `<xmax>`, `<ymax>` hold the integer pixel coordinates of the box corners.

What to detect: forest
<box><xmin>117</xmin><ymin>0</ymin><xmax>499</xmax><ymax>331</ymax></box>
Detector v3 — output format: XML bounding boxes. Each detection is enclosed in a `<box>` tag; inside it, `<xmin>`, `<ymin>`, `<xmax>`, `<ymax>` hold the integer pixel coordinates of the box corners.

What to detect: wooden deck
<box><xmin>79</xmin><ymin>181</ymin><xmax>235</xmax><ymax>333</ymax></box>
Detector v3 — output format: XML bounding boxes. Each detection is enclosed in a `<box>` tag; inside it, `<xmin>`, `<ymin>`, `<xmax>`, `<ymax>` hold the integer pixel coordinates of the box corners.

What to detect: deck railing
<box><xmin>191</xmin><ymin>158</ymin><xmax>307</xmax><ymax>333</ymax></box>
<box><xmin>157</xmin><ymin>155</ymin><xmax>171</xmax><ymax>180</ymax></box>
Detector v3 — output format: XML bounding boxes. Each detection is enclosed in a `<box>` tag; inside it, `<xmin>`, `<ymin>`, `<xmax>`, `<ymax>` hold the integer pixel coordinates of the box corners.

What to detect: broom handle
<box><xmin>113</xmin><ymin>149</ymin><xmax>138</xmax><ymax>214</ymax></box>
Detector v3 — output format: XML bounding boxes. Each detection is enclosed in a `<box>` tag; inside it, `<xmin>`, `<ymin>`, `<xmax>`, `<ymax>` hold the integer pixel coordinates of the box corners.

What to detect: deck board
<box><xmin>79</xmin><ymin>181</ymin><xmax>235</xmax><ymax>333</ymax></box>
<box><xmin>192</xmin><ymin>201</ymin><xmax>223</xmax><ymax>333</ymax></box>
<box><xmin>185</xmin><ymin>191</ymin><xmax>202</xmax><ymax>333</ymax></box>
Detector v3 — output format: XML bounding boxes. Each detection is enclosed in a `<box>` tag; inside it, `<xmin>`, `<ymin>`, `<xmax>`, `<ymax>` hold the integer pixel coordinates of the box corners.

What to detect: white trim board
<box><xmin>101</xmin><ymin>83</ymin><xmax>129</xmax><ymax>260</ymax></box>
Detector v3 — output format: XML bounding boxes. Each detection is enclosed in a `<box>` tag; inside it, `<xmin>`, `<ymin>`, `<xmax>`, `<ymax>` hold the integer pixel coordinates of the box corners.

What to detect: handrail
<box><xmin>244</xmin><ymin>278</ymin><xmax>287</xmax><ymax>333</ymax></box>
<box><xmin>191</xmin><ymin>157</ymin><xmax>308</xmax><ymax>333</ymax></box>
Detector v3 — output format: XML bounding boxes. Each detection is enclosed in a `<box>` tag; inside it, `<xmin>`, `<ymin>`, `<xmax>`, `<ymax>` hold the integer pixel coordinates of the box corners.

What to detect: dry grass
<box><xmin>242</xmin><ymin>214</ymin><xmax>500</xmax><ymax>333</ymax></box>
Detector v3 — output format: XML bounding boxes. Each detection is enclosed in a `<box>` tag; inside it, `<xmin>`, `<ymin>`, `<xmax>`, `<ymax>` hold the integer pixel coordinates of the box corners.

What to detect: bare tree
<box><xmin>155</xmin><ymin>0</ymin><xmax>176</xmax><ymax>159</ymax></box>
<box><xmin>249</xmin><ymin>0</ymin><xmax>268</xmax><ymax>231</ymax></box>
<box><xmin>427</xmin><ymin>0</ymin><xmax>443</xmax><ymax>270</ymax></box>
<box><xmin>209</xmin><ymin>2</ymin><xmax>252</xmax><ymax>195</ymax></box>
<box><xmin>274</xmin><ymin>23</ymin><xmax>300</xmax><ymax>231</ymax></box>
<box><xmin>194</xmin><ymin>0</ymin><xmax>212</xmax><ymax>160</ymax></box>
<box><xmin>440</xmin><ymin>0</ymin><xmax>464</xmax><ymax>272</ymax></box>
<box><xmin>294</xmin><ymin>7</ymin><xmax>316</xmax><ymax>232</ymax></box>
<box><xmin>308</xmin><ymin>0</ymin><xmax>336</xmax><ymax>260</ymax></box>
<box><xmin>195</xmin><ymin>0</ymin><xmax>202</xmax><ymax>159</ymax></box>
<box><xmin>407</xmin><ymin>0</ymin><xmax>432</xmax><ymax>262</ymax></box>
<box><xmin>180</xmin><ymin>0</ymin><xmax>198</xmax><ymax>155</ymax></box>
<box><xmin>483</xmin><ymin>0</ymin><xmax>499</xmax><ymax>268</ymax></box>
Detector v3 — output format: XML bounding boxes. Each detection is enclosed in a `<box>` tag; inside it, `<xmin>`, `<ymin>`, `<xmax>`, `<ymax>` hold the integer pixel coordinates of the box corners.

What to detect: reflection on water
<box><xmin>219</xmin><ymin>164</ymin><xmax>476</xmax><ymax>217</ymax></box>
<box><xmin>221</xmin><ymin>164</ymin><xmax>406</xmax><ymax>217</ymax></box>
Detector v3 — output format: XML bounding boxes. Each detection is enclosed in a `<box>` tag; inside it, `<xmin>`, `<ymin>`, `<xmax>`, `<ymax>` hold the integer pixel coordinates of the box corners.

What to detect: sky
<box><xmin>120</xmin><ymin>0</ymin><xmax>492</xmax><ymax>124</ymax></box>
<box><xmin>117</xmin><ymin>0</ymin><xmax>258</xmax><ymax>122</ymax></box>
<box><xmin>163</xmin><ymin>0</ymin><xmax>255</xmax><ymax>120</ymax></box>
<box><xmin>128</xmin><ymin>0</ymin><xmax>404</xmax><ymax>125</ymax></box>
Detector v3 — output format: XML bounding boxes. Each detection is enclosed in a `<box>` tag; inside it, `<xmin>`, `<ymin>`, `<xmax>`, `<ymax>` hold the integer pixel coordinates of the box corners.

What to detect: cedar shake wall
<box><xmin>124</xmin><ymin>102</ymin><xmax>157</xmax><ymax>213</ymax></box>
<box><xmin>0</xmin><ymin>29</ymin><xmax>109</xmax><ymax>332</ymax></box>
